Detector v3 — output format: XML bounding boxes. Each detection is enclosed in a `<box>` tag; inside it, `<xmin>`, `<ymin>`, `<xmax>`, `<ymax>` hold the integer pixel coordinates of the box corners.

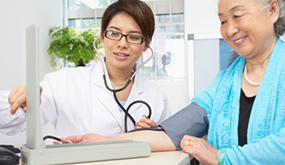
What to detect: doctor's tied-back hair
<box><xmin>101</xmin><ymin>0</ymin><xmax>155</xmax><ymax>45</ymax></box>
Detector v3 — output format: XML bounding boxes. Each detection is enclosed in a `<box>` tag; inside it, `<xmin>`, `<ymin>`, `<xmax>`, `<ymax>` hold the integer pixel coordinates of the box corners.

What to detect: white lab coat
<box><xmin>0</xmin><ymin>62</ymin><xmax>171</xmax><ymax>137</ymax></box>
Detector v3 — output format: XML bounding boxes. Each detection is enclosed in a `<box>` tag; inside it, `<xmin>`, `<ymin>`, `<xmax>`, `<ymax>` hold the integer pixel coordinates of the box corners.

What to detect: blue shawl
<box><xmin>192</xmin><ymin>38</ymin><xmax>285</xmax><ymax>164</ymax></box>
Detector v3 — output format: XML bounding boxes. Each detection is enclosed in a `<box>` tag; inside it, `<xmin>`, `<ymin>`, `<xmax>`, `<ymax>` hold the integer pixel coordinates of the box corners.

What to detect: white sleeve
<box><xmin>39</xmin><ymin>74</ymin><xmax>60</xmax><ymax>127</ymax></box>
<box><xmin>38</xmin><ymin>68</ymin><xmax>69</xmax><ymax>127</ymax></box>
<box><xmin>0</xmin><ymin>90</ymin><xmax>27</xmax><ymax>135</ymax></box>
<box><xmin>0</xmin><ymin>70</ymin><xmax>64</xmax><ymax>135</ymax></box>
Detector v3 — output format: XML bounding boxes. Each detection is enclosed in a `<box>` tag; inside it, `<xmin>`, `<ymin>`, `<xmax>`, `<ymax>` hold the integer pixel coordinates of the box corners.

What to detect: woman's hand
<box><xmin>180</xmin><ymin>135</ymin><xmax>219</xmax><ymax>165</ymax></box>
<box><xmin>8</xmin><ymin>85</ymin><xmax>42</xmax><ymax>114</ymax></box>
<box><xmin>135</xmin><ymin>115</ymin><xmax>158</xmax><ymax>129</ymax></box>
<box><xmin>56</xmin><ymin>133</ymin><xmax>110</xmax><ymax>144</ymax></box>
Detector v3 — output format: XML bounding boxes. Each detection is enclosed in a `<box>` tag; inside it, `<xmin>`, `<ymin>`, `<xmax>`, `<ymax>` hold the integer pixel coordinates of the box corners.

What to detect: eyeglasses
<box><xmin>104</xmin><ymin>30</ymin><xmax>146</xmax><ymax>44</ymax></box>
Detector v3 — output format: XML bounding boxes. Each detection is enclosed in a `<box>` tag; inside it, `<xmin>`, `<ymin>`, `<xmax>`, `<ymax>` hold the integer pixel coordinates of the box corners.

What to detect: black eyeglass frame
<box><xmin>104</xmin><ymin>30</ymin><xmax>146</xmax><ymax>44</ymax></box>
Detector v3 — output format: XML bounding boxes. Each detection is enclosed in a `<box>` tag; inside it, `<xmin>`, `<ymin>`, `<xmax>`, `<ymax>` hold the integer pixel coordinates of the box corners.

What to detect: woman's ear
<box><xmin>269</xmin><ymin>0</ymin><xmax>280</xmax><ymax>23</ymax></box>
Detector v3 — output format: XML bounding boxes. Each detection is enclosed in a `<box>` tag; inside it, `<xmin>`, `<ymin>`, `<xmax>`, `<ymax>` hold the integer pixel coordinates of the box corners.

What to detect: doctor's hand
<box><xmin>180</xmin><ymin>135</ymin><xmax>219</xmax><ymax>165</ymax></box>
<box><xmin>56</xmin><ymin>133</ymin><xmax>109</xmax><ymax>144</ymax></box>
<box><xmin>135</xmin><ymin>115</ymin><xmax>158</xmax><ymax>129</ymax></box>
<box><xmin>8</xmin><ymin>85</ymin><xmax>42</xmax><ymax>114</ymax></box>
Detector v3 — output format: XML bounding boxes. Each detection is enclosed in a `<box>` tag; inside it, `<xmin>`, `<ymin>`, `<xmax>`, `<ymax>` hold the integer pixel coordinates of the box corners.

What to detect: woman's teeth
<box><xmin>235</xmin><ymin>37</ymin><xmax>245</xmax><ymax>44</ymax></box>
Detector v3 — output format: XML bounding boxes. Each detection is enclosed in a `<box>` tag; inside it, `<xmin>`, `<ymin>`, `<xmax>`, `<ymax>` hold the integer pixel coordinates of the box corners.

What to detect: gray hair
<box><xmin>217</xmin><ymin>0</ymin><xmax>285</xmax><ymax>36</ymax></box>
<box><xmin>275</xmin><ymin>0</ymin><xmax>285</xmax><ymax>36</ymax></box>
<box><xmin>256</xmin><ymin>0</ymin><xmax>285</xmax><ymax>36</ymax></box>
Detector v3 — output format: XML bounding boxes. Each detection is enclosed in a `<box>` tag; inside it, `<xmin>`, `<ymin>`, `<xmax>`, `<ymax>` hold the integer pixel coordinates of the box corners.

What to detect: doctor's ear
<box><xmin>143</xmin><ymin>46</ymin><xmax>148</xmax><ymax>52</ymax></box>
<box><xmin>143</xmin><ymin>41</ymin><xmax>151</xmax><ymax>52</ymax></box>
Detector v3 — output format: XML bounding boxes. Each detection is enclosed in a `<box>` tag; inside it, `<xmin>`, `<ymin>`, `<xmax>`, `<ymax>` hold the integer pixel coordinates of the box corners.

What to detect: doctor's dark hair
<box><xmin>101</xmin><ymin>0</ymin><xmax>155</xmax><ymax>45</ymax></box>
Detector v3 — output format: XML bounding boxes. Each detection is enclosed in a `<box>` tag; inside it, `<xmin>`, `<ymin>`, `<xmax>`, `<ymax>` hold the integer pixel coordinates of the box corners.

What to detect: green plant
<box><xmin>47</xmin><ymin>26</ymin><xmax>101</xmax><ymax>69</ymax></box>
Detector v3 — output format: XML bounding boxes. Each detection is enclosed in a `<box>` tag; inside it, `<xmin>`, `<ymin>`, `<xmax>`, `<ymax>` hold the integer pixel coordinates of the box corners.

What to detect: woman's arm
<box><xmin>61</xmin><ymin>103</ymin><xmax>209</xmax><ymax>152</ymax></box>
<box><xmin>112</xmin><ymin>131</ymin><xmax>177</xmax><ymax>152</ymax></box>
<box><xmin>61</xmin><ymin>130</ymin><xmax>177</xmax><ymax>152</ymax></box>
<box><xmin>160</xmin><ymin>103</ymin><xmax>209</xmax><ymax>150</ymax></box>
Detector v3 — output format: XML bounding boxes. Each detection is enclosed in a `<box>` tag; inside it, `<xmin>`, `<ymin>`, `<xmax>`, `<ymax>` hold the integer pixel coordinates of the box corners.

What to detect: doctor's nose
<box><xmin>117</xmin><ymin>36</ymin><xmax>129</xmax><ymax>49</ymax></box>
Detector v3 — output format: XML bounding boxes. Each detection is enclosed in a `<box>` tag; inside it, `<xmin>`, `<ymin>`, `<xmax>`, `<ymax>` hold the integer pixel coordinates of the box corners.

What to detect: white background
<box><xmin>0</xmin><ymin>0</ymin><xmax>61</xmax><ymax>144</ymax></box>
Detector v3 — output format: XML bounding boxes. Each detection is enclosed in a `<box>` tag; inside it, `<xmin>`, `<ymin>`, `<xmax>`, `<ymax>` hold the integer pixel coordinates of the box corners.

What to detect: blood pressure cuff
<box><xmin>129</xmin><ymin>125</ymin><xmax>165</xmax><ymax>132</ymax></box>
<box><xmin>160</xmin><ymin>103</ymin><xmax>209</xmax><ymax>150</ymax></box>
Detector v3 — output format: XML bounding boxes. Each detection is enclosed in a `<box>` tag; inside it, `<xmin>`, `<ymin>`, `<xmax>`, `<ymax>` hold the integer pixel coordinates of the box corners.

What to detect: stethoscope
<box><xmin>93</xmin><ymin>37</ymin><xmax>154</xmax><ymax>133</ymax></box>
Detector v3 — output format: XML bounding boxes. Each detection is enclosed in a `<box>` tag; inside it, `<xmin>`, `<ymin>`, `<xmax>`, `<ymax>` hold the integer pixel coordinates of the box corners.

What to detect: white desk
<box><xmin>69</xmin><ymin>151</ymin><xmax>192</xmax><ymax>165</ymax></box>
<box><xmin>20</xmin><ymin>151</ymin><xmax>192</xmax><ymax>165</ymax></box>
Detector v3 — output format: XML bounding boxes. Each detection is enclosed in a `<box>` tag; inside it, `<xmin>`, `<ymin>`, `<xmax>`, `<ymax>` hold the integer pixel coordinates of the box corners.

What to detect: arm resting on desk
<box><xmin>61</xmin><ymin>130</ymin><xmax>177</xmax><ymax>152</ymax></box>
<box><xmin>61</xmin><ymin>103</ymin><xmax>208</xmax><ymax>152</ymax></box>
<box><xmin>112</xmin><ymin>130</ymin><xmax>177</xmax><ymax>152</ymax></box>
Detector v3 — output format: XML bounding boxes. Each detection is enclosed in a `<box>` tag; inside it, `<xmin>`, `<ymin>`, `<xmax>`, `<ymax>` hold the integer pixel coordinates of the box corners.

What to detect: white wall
<box><xmin>0</xmin><ymin>0</ymin><xmax>61</xmax><ymax>90</ymax></box>
<box><xmin>0</xmin><ymin>0</ymin><xmax>61</xmax><ymax>144</ymax></box>
<box><xmin>155</xmin><ymin>0</ymin><xmax>221</xmax><ymax>115</ymax></box>
<box><xmin>185</xmin><ymin>0</ymin><xmax>220</xmax><ymax>35</ymax></box>
<box><xmin>185</xmin><ymin>0</ymin><xmax>220</xmax><ymax>100</ymax></box>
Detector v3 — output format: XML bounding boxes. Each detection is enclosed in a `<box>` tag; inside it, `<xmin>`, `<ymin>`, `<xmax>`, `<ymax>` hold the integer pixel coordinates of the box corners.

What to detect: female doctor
<box><xmin>0</xmin><ymin>0</ymin><xmax>171</xmax><ymax>138</ymax></box>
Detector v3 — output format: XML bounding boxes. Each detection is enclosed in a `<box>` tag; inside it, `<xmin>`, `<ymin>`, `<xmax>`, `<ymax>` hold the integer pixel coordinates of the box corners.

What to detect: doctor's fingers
<box><xmin>135</xmin><ymin>122</ymin><xmax>151</xmax><ymax>129</ymax></box>
<box><xmin>10</xmin><ymin>95</ymin><xmax>26</xmax><ymax>114</ymax></box>
<box><xmin>8</xmin><ymin>84</ymin><xmax>24</xmax><ymax>98</ymax></box>
<box><xmin>139</xmin><ymin>117</ymin><xmax>157</xmax><ymax>127</ymax></box>
<box><xmin>8</xmin><ymin>85</ymin><xmax>26</xmax><ymax>105</ymax></box>
<box><xmin>60</xmin><ymin>138</ymin><xmax>75</xmax><ymax>144</ymax></box>
<box><xmin>64</xmin><ymin>135</ymin><xmax>84</xmax><ymax>143</ymax></box>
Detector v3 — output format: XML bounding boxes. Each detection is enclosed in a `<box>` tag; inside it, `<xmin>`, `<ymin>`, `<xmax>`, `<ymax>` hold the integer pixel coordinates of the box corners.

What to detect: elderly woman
<box><xmin>60</xmin><ymin>0</ymin><xmax>285</xmax><ymax>164</ymax></box>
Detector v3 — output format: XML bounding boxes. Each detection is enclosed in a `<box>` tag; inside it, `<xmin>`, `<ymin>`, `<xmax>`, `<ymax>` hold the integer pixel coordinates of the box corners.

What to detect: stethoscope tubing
<box><xmin>93</xmin><ymin>37</ymin><xmax>153</xmax><ymax>132</ymax></box>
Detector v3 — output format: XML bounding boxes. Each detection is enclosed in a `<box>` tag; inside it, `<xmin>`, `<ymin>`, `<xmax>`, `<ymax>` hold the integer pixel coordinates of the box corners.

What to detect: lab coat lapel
<box><xmin>125</xmin><ymin>72</ymin><xmax>145</xmax><ymax>116</ymax></box>
<box><xmin>92</xmin><ymin>62</ymin><xmax>123</xmax><ymax>127</ymax></box>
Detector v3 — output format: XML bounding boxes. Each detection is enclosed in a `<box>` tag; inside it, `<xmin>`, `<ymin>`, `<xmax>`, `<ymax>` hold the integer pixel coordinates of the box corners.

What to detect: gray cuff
<box><xmin>160</xmin><ymin>103</ymin><xmax>208</xmax><ymax>150</ymax></box>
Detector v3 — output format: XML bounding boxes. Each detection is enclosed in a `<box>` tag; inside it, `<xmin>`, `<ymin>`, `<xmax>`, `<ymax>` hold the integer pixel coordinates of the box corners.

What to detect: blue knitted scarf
<box><xmin>192</xmin><ymin>38</ymin><xmax>285</xmax><ymax>164</ymax></box>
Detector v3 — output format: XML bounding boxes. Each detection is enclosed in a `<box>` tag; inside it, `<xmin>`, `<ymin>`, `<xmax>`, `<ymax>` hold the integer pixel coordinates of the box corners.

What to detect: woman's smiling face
<box><xmin>218</xmin><ymin>0</ymin><xmax>277</xmax><ymax>59</ymax></box>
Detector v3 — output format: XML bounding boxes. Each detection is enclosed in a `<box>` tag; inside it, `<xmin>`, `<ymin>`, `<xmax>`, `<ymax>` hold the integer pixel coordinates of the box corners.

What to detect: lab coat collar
<box><xmin>91</xmin><ymin>62</ymin><xmax>122</xmax><ymax>128</ymax></box>
<box><xmin>92</xmin><ymin>60</ymin><xmax>144</xmax><ymax>95</ymax></box>
<box><xmin>92</xmin><ymin>59</ymin><xmax>108</xmax><ymax>88</ymax></box>
<box><xmin>91</xmin><ymin>61</ymin><xmax>146</xmax><ymax>129</ymax></box>
<box><xmin>125</xmin><ymin>72</ymin><xmax>145</xmax><ymax>115</ymax></box>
